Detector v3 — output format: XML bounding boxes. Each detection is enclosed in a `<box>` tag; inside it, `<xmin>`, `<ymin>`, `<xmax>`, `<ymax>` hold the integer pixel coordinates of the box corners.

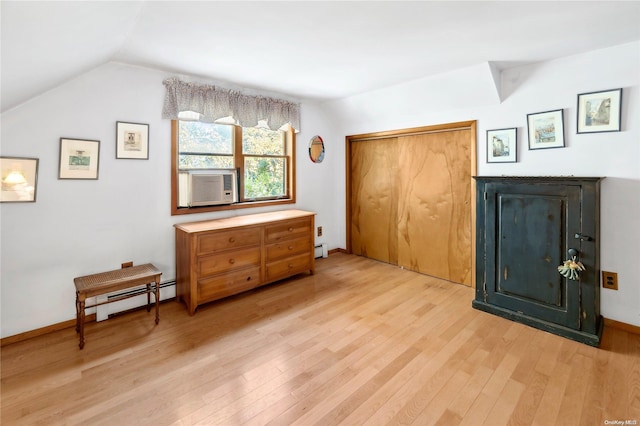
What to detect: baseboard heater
<box><xmin>315</xmin><ymin>243</ymin><xmax>328</xmax><ymax>259</ymax></box>
<box><xmin>96</xmin><ymin>280</ymin><xmax>176</xmax><ymax>321</ymax></box>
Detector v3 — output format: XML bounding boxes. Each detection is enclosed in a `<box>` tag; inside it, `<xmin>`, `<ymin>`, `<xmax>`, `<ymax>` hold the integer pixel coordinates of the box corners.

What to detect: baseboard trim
<box><xmin>1</xmin><ymin>313</ymin><xmax>96</xmax><ymax>347</ymax></box>
<box><xmin>1</xmin><ymin>298</ymin><xmax>179</xmax><ymax>347</ymax></box>
<box><xmin>603</xmin><ymin>317</ymin><xmax>640</xmax><ymax>335</ymax></box>
<box><xmin>328</xmin><ymin>248</ymin><xmax>347</xmax><ymax>255</ymax></box>
<box><xmin>3</xmin><ymin>288</ymin><xmax>636</xmax><ymax>347</ymax></box>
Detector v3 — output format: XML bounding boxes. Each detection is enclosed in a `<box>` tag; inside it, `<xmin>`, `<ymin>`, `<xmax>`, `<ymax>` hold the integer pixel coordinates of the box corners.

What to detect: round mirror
<box><xmin>309</xmin><ymin>135</ymin><xmax>325</xmax><ymax>163</ymax></box>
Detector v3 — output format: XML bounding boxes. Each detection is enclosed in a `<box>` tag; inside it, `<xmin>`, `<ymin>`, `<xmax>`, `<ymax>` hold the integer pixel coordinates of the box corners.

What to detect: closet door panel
<box><xmin>397</xmin><ymin>130</ymin><xmax>472</xmax><ymax>285</ymax></box>
<box><xmin>350</xmin><ymin>138</ymin><xmax>399</xmax><ymax>264</ymax></box>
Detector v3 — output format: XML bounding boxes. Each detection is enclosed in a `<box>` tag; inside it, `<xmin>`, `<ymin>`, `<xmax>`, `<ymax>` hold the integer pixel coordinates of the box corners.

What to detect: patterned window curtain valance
<box><xmin>162</xmin><ymin>77</ymin><xmax>300</xmax><ymax>131</ymax></box>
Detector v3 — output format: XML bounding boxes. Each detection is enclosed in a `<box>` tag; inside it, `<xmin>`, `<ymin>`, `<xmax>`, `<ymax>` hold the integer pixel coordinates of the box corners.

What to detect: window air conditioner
<box><xmin>180</xmin><ymin>169</ymin><xmax>237</xmax><ymax>207</ymax></box>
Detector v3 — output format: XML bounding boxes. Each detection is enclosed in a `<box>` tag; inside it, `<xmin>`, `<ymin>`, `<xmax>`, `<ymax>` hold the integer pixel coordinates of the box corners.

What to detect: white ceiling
<box><xmin>2</xmin><ymin>1</ymin><xmax>640</xmax><ymax>112</ymax></box>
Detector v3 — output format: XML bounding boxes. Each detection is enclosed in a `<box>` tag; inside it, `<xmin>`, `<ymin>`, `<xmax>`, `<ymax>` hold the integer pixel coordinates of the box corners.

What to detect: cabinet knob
<box><xmin>288</xmin><ymin>227</ymin><xmax>294</xmax><ymax>232</ymax></box>
<box><xmin>288</xmin><ymin>245</ymin><xmax>293</xmax><ymax>250</ymax></box>
<box><xmin>229</xmin><ymin>258</ymin><xmax>235</xmax><ymax>264</ymax></box>
<box><xmin>288</xmin><ymin>263</ymin><xmax>293</xmax><ymax>268</ymax></box>
<box><xmin>246</xmin><ymin>276</ymin><xmax>251</xmax><ymax>281</ymax></box>
<box><xmin>229</xmin><ymin>237</ymin><xmax>235</xmax><ymax>243</ymax></box>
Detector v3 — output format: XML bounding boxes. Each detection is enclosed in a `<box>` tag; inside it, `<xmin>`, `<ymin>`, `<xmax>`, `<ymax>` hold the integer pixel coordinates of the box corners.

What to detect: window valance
<box><xmin>162</xmin><ymin>77</ymin><xmax>300</xmax><ymax>131</ymax></box>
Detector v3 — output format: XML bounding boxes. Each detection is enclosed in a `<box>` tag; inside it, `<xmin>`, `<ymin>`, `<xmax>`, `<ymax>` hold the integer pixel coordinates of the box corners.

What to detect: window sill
<box><xmin>171</xmin><ymin>198</ymin><xmax>295</xmax><ymax>216</ymax></box>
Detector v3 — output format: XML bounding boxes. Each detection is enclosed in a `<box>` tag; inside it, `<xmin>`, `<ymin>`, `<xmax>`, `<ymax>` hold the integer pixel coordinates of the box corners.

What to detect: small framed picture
<box><xmin>486</xmin><ymin>128</ymin><xmax>517</xmax><ymax>163</ymax></box>
<box><xmin>59</xmin><ymin>138</ymin><xmax>100</xmax><ymax>179</ymax></box>
<box><xmin>527</xmin><ymin>109</ymin><xmax>565</xmax><ymax>150</ymax></box>
<box><xmin>577</xmin><ymin>88</ymin><xmax>622</xmax><ymax>134</ymax></box>
<box><xmin>116</xmin><ymin>121</ymin><xmax>149</xmax><ymax>159</ymax></box>
<box><xmin>1</xmin><ymin>156</ymin><xmax>39</xmax><ymax>202</ymax></box>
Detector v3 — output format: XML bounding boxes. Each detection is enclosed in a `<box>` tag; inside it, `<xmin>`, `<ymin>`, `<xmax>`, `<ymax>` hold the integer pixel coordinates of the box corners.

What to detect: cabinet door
<box><xmin>484</xmin><ymin>183</ymin><xmax>581</xmax><ymax>329</ymax></box>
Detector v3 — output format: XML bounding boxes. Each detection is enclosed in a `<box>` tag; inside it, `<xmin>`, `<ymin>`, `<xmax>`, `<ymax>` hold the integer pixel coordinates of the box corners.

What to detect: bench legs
<box><xmin>75</xmin><ymin>278</ymin><xmax>160</xmax><ymax>350</ymax></box>
<box><xmin>146</xmin><ymin>283</ymin><xmax>151</xmax><ymax>312</ymax></box>
<box><xmin>76</xmin><ymin>292</ymin><xmax>86</xmax><ymax>350</ymax></box>
<box><xmin>154</xmin><ymin>281</ymin><xmax>160</xmax><ymax>325</ymax></box>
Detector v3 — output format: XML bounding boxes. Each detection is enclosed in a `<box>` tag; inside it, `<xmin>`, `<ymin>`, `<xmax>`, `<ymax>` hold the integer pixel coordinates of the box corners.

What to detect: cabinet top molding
<box><xmin>473</xmin><ymin>176</ymin><xmax>604</xmax><ymax>182</ymax></box>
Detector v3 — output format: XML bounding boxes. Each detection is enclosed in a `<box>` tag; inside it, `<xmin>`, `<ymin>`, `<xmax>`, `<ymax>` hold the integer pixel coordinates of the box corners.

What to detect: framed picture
<box><xmin>577</xmin><ymin>88</ymin><xmax>622</xmax><ymax>134</ymax></box>
<box><xmin>487</xmin><ymin>128</ymin><xmax>517</xmax><ymax>163</ymax></box>
<box><xmin>59</xmin><ymin>138</ymin><xmax>100</xmax><ymax>179</ymax></box>
<box><xmin>1</xmin><ymin>156</ymin><xmax>39</xmax><ymax>202</ymax></box>
<box><xmin>116</xmin><ymin>121</ymin><xmax>149</xmax><ymax>159</ymax></box>
<box><xmin>527</xmin><ymin>109</ymin><xmax>565</xmax><ymax>150</ymax></box>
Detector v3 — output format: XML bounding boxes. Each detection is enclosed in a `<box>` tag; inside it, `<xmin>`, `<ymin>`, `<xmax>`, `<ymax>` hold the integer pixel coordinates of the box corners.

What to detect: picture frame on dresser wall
<box><xmin>59</xmin><ymin>138</ymin><xmax>100</xmax><ymax>180</ymax></box>
<box><xmin>116</xmin><ymin>121</ymin><xmax>149</xmax><ymax>159</ymax></box>
<box><xmin>1</xmin><ymin>156</ymin><xmax>39</xmax><ymax>202</ymax></box>
<box><xmin>577</xmin><ymin>88</ymin><xmax>622</xmax><ymax>134</ymax></box>
<box><xmin>486</xmin><ymin>128</ymin><xmax>517</xmax><ymax>163</ymax></box>
<box><xmin>527</xmin><ymin>109</ymin><xmax>565</xmax><ymax>150</ymax></box>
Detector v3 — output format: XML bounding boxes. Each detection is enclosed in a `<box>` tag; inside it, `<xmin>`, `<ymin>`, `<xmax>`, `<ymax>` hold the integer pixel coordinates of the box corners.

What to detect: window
<box><xmin>178</xmin><ymin>121</ymin><xmax>234</xmax><ymax>169</ymax></box>
<box><xmin>242</xmin><ymin>125</ymin><xmax>288</xmax><ymax>200</ymax></box>
<box><xmin>171</xmin><ymin>119</ymin><xmax>295</xmax><ymax>215</ymax></box>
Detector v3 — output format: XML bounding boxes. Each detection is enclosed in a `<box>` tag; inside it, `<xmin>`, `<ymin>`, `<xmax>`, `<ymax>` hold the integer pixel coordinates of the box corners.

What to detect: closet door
<box><xmin>350</xmin><ymin>137</ymin><xmax>399</xmax><ymax>264</ymax></box>
<box><xmin>397</xmin><ymin>130</ymin><xmax>472</xmax><ymax>285</ymax></box>
<box><xmin>347</xmin><ymin>121</ymin><xmax>476</xmax><ymax>287</ymax></box>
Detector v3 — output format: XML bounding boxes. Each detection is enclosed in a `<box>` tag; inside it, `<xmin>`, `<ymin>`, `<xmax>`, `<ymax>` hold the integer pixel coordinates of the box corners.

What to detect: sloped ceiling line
<box><xmin>2</xmin><ymin>1</ymin><xmax>639</xmax><ymax>113</ymax></box>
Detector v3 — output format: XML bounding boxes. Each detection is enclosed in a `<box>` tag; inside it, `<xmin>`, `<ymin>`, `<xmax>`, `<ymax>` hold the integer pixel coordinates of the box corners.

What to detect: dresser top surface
<box><xmin>174</xmin><ymin>209</ymin><xmax>316</xmax><ymax>233</ymax></box>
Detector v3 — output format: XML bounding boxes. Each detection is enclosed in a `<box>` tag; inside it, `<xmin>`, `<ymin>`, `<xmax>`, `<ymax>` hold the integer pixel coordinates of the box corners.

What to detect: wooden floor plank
<box><xmin>1</xmin><ymin>253</ymin><xmax>639</xmax><ymax>425</ymax></box>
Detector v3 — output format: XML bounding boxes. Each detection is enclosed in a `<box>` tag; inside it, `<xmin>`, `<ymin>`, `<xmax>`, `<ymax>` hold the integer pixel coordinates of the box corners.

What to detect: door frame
<box><xmin>345</xmin><ymin>120</ymin><xmax>477</xmax><ymax>288</ymax></box>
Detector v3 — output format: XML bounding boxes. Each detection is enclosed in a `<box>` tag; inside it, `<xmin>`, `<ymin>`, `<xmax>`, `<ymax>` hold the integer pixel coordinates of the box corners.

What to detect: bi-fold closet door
<box><xmin>348</xmin><ymin>122</ymin><xmax>476</xmax><ymax>286</ymax></box>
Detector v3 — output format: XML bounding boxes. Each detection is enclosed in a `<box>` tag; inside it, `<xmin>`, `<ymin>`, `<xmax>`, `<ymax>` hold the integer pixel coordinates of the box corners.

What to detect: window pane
<box><xmin>244</xmin><ymin>157</ymin><xmax>286</xmax><ymax>198</ymax></box>
<box><xmin>242</xmin><ymin>126</ymin><xmax>284</xmax><ymax>155</ymax></box>
<box><xmin>179</xmin><ymin>121</ymin><xmax>233</xmax><ymax>155</ymax></box>
<box><xmin>179</xmin><ymin>154</ymin><xmax>233</xmax><ymax>169</ymax></box>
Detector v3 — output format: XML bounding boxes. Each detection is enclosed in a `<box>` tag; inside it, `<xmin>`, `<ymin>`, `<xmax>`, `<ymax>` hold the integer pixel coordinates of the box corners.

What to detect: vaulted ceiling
<box><xmin>2</xmin><ymin>1</ymin><xmax>640</xmax><ymax>112</ymax></box>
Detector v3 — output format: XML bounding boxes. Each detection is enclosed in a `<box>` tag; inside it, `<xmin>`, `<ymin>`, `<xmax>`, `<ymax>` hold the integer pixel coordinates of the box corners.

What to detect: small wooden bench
<box><xmin>74</xmin><ymin>263</ymin><xmax>161</xmax><ymax>349</ymax></box>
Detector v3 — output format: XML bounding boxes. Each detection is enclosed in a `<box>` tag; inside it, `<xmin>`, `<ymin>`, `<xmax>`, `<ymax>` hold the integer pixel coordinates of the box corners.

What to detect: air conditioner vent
<box><xmin>179</xmin><ymin>169</ymin><xmax>237</xmax><ymax>207</ymax></box>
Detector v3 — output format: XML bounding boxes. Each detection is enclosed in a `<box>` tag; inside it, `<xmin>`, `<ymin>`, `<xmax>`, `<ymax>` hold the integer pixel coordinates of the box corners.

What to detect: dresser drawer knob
<box><xmin>288</xmin><ymin>227</ymin><xmax>293</xmax><ymax>232</ymax></box>
<box><xmin>288</xmin><ymin>245</ymin><xmax>293</xmax><ymax>250</ymax></box>
<box><xmin>288</xmin><ymin>263</ymin><xmax>293</xmax><ymax>268</ymax></box>
<box><xmin>229</xmin><ymin>237</ymin><xmax>235</xmax><ymax>243</ymax></box>
<box><xmin>247</xmin><ymin>276</ymin><xmax>252</xmax><ymax>281</ymax></box>
<box><xmin>229</xmin><ymin>258</ymin><xmax>235</xmax><ymax>265</ymax></box>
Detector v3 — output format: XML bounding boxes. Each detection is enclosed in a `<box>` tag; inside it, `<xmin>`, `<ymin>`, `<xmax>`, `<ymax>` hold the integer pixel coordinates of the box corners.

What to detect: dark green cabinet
<box><xmin>473</xmin><ymin>177</ymin><xmax>603</xmax><ymax>346</ymax></box>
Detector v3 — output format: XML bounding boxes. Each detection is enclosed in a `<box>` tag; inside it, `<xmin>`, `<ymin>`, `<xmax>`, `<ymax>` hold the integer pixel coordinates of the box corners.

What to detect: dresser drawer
<box><xmin>197</xmin><ymin>227</ymin><xmax>261</xmax><ymax>254</ymax></box>
<box><xmin>266</xmin><ymin>236</ymin><xmax>312</xmax><ymax>262</ymax></box>
<box><xmin>198</xmin><ymin>266</ymin><xmax>261</xmax><ymax>302</ymax></box>
<box><xmin>266</xmin><ymin>252</ymin><xmax>312</xmax><ymax>282</ymax></box>
<box><xmin>265</xmin><ymin>219</ymin><xmax>312</xmax><ymax>243</ymax></box>
<box><xmin>198</xmin><ymin>247</ymin><xmax>261</xmax><ymax>277</ymax></box>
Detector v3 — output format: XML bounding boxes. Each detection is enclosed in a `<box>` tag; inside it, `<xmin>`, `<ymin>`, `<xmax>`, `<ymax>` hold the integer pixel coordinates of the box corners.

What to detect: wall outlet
<box><xmin>121</xmin><ymin>261</ymin><xmax>133</xmax><ymax>269</ymax></box>
<box><xmin>317</xmin><ymin>226</ymin><xmax>323</xmax><ymax>237</ymax></box>
<box><xmin>602</xmin><ymin>271</ymin><xmax>618</xmax><ymax>290</ymax></box>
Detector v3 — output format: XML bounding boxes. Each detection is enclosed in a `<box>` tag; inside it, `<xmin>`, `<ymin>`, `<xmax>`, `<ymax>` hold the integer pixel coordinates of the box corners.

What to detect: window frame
<box><xmin>171</xmin><ymin>120</ymin><xmax>296</xmax><ymax>215</ymax></box>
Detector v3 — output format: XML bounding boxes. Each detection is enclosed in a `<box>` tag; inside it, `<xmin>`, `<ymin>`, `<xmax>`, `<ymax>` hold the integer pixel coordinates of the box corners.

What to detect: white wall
<box><xmin>2</xmin><ymin>41</ymin><xmax>639</xmax><ymax>338</ymax></box>
<box><xmin>322</xmin><ymin>41</ymin><xmax>640</xmax><ymax>327</ymax></box>
<box><xmin>0</xmin><ymin>62</ymin><xmax>340</xmax><ymax>338</ymax></box>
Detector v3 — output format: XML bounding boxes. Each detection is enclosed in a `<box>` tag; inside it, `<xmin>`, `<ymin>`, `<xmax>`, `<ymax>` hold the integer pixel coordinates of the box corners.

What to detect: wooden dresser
<box><xmin>174</xmin><ymin>209</ymin><xmax>316</xmax><ymax>315</ymax></box>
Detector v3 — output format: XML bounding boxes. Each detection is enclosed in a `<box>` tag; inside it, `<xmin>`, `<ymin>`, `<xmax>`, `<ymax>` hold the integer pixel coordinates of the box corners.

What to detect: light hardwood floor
<box><xmin>2</xmin><ymin>253</ymin><xmax>639</xmax><ymax>425</ymax></box>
